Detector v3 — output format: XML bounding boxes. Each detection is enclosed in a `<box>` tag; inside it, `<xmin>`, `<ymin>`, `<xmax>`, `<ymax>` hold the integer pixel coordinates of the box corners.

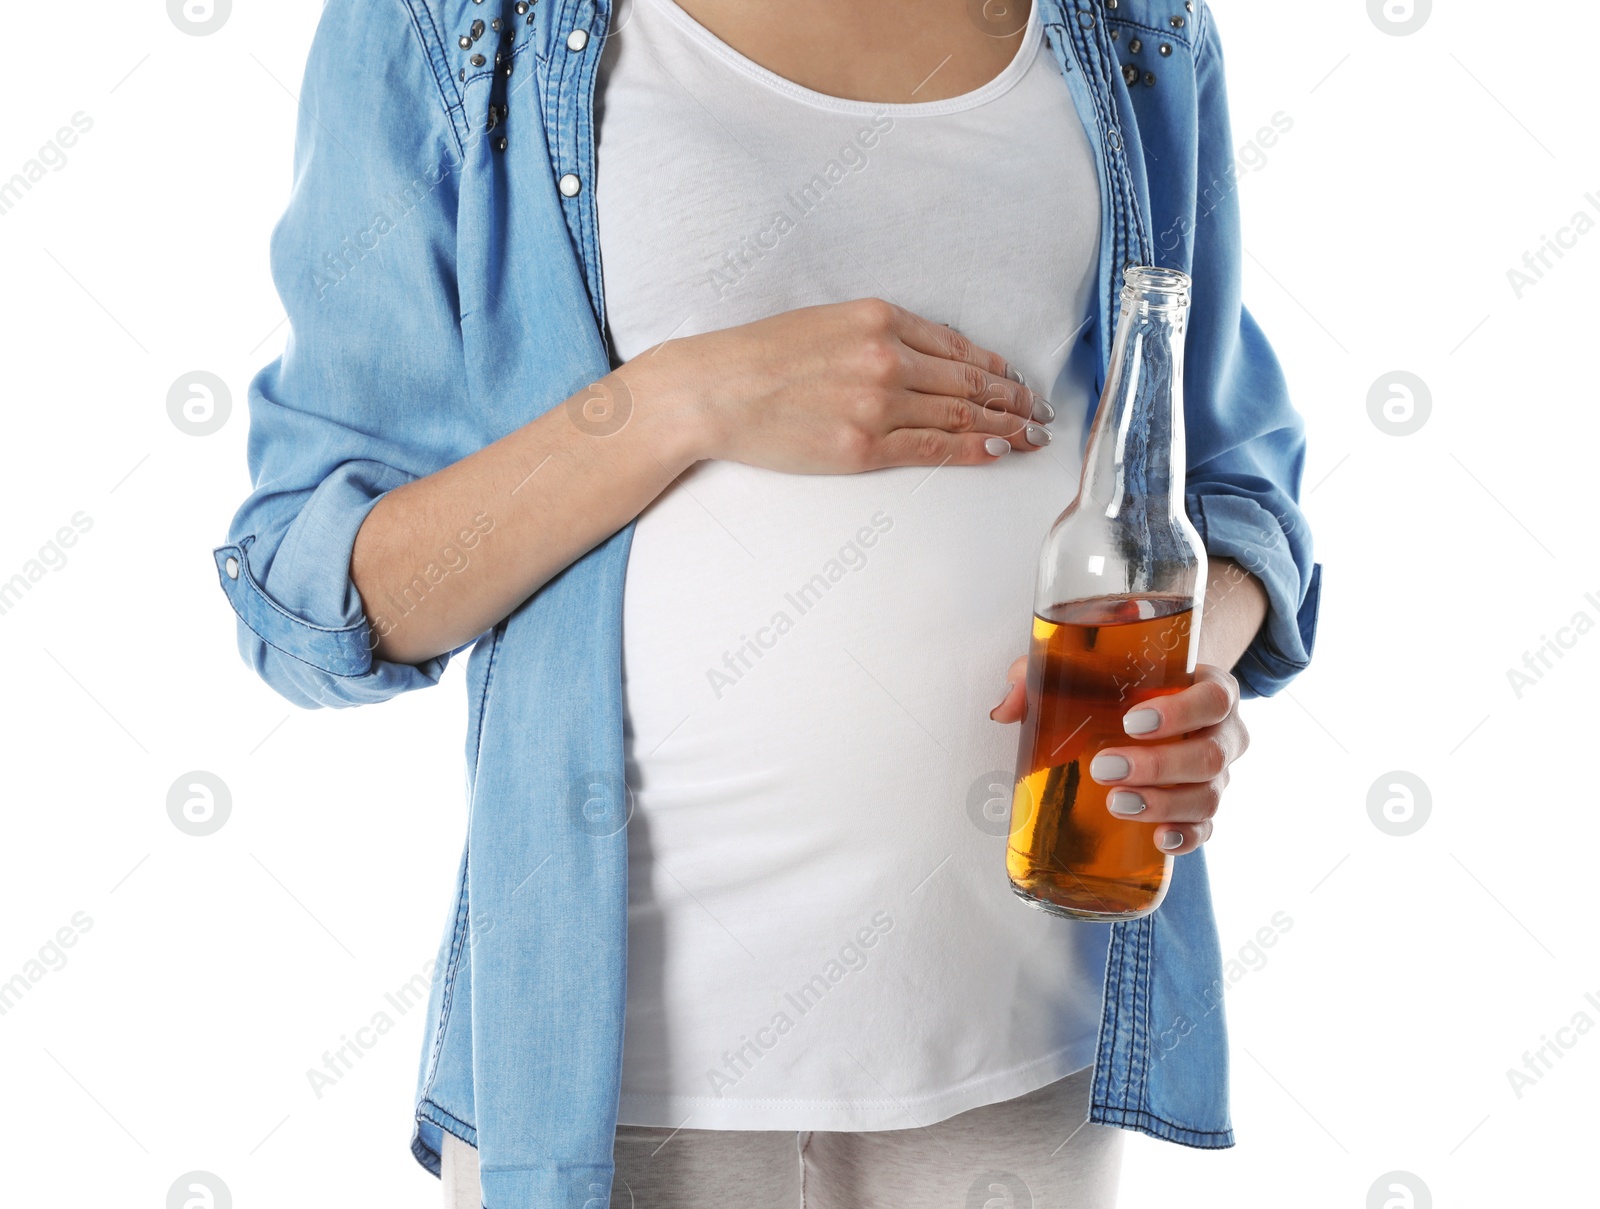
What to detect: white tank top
<box><xmin>598</xmin><ymin>0</ymin><xmax>1110</xmax><ymax>1131</ymax></box>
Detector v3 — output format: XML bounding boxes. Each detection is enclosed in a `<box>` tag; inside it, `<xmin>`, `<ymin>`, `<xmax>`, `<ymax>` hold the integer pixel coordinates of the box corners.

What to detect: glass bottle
<box><xmin>1006</xmin><ymin>266</ymin><xmax>1207</xmax><ymax>921</ymax></box>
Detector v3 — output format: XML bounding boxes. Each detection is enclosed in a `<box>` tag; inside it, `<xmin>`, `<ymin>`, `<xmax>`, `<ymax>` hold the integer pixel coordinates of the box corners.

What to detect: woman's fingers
<box><xmin>889</xmin><ymin>304</ymin><xmax>1012</xmax><ymax>380</ymax></box>
<box><xmin>989</xmin><ymin>655</ymin><xmax>1029</xmax><ymax>723</ymax></box>
<box><xmin>1148</xmin><ymin>820</ymin><xmax>1214</xmax><ymax>857</ymax></box>
<box><xmin>891</xmin><ymin>392</ymin><xmax>1052</xmax><ymax>451</ymax></box>
<box><xmin>854</xmin><ymin>301</ymin><xmax>1054</xmax><ymax>455</ymax></box>
<box><xmin>1092</xmin><ymin>667</ymin><xmax>1246</xmax><ymax>855</ymax></box>
<box><xmin>1106</xmin><ymin>779</ymin><xmax>1224</xmax><ymax>825</ymax></box>
<box><xmin>1117</xmin><ymin>665</ymin><xmax>1239</xmax><ymax>740</ymax></box>
<box><xmin>901</xmin><ymin>348</ymin><xmax>1050</xmax><ymax>430</ymax></box>
<box><xmin>872</xmin><ymin>427</ymin><xmax>1017</xmax><ymax>468</ymax></box>
<box><xmin>882</xmin><ymin>304</ymin><xmax>1045</xmax><ymax>427</ymax></box>
<box><xmin>1107</xmin><ymin>782</ymin><xmax>1220</xmax><ymax>856</ymax></box>
<box><xmin>1088</xmin><ymin>726</ymin><xmax>1233</xmax><ymax>788</ymax></box>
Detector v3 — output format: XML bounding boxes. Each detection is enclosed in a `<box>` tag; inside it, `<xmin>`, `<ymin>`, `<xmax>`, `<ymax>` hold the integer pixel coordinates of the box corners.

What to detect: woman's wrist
<box><xmin>1200</xmin><ymin>558</ymin><xmax>1267</xmax><ymax>671</ymax></box>
<box><xmin>615</xmin><ymin>336</ymin><xmax>725</xmax><ymax>472</ymax></box>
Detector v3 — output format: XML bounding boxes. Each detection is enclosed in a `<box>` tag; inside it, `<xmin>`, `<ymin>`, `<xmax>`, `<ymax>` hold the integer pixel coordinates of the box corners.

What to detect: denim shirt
<box><xmin>212</xmin><ymin>0</ymin><xmax>1322</xmax><ymax>1202</ymax></box>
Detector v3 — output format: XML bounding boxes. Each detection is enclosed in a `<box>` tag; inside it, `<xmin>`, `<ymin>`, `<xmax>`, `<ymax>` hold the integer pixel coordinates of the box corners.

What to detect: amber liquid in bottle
<box><xmin>1007</xmin><ymin>594</ymin><xmax>1194</xmax><ymax>920</ymax></box>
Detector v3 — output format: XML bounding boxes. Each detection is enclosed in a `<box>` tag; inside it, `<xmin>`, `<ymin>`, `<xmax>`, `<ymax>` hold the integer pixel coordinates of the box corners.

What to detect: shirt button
<box><xmin>558</xmin><ymin>173</ymin><xmax>582</xmax><ymax>197</ymax></box>
<box><xmin>224</xmin><ymin>556</ymin><xmax>240</xmax><ymax>580</ymax></box>
<box><xmin>567</xmin><ymin>28</ymin><xmax>590</xmax><ymax>51</ymax></box>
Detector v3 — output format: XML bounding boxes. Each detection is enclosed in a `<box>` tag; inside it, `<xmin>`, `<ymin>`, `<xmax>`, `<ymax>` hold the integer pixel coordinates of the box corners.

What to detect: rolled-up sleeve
<box><xmin>1179</xmin><ymin>4</ymin><xmax>1323</xmax><ymax>699</ymax></box>
<box><xmin>214</xmin><ymin>467</ymin><xmax>446</xmax><ymax>709</ymax></box>
<box><xmin>215</xmin><ymin>0</ymin><xmax>470</xmax><ymax>709</ymax></box>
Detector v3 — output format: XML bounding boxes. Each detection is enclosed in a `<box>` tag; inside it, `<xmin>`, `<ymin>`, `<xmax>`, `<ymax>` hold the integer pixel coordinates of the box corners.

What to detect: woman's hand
<box><xmin>627</xmin><ymin>297</ymin><xmax>1055</xmax><ymax>473</ymax></box>
<box><xmin>989</xmin><ymin>661</ymin><xmax>1248</xmax><ymax>855</ymax></box>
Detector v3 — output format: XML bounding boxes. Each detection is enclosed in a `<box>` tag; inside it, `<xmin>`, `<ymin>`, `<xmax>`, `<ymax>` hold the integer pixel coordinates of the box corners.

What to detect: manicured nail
<box><xmin>1123</xmin><ymin>708</ymin><xmax>1161</xmax><ymax>736</ymax></box>
<box><xmin>984</xmin><ymin>437</ymin><xmax>1010</xmax><ymax>457</ymax></box>
<box><xmin>1159</xmin><ymin>831</ymin><xmax>1185</xmax><ymax>851</ymax></box>
<box><xmin>1089</xmin><ymin>753</ymin><xmax>1130</xmax><ymax>782</ymax></box>
<box><xmin>1006</xmin><ymin>364</ymin><xmax>1028</xmax><ymax>387</ymax></box>
<box><xmin>1025</xmin><ymin>423</ymin><xmax>1051</xmax><ymax>447</ymax></box>
<box><xmin>1108</xmin><ymin>791</ymin><xmax>1147</xmax><ymax>816</ymax></box>
<box><xmin>1030</xmin><ymin>394</ymin><xmax>1056</xmax><ymax>424</ymax></box>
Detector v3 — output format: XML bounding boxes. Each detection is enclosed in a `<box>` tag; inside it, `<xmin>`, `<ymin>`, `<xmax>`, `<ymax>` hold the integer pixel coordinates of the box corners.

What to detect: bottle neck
<box><xmin>1080</xmin><ymin>293</ymin><xmax>1188</xmax><ymax>520</ymax></box>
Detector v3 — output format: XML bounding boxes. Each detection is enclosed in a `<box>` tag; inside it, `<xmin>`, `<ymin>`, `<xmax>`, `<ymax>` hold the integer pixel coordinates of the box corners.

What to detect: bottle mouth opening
<box><xmin>1121</xmin><ymin>265</ymin><xmax>1191</xmax><ymax>307</ymax></box>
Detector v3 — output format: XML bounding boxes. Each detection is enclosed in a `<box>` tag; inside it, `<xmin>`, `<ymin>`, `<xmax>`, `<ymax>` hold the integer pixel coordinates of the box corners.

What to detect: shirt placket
<box><xmin>1042</xmin><ymin>0</ymin><xmax>1154</xmax><ymax>378</ymax></box>
<box><xmin>542</xmin><ymin>0</ymin><xmax>612</xmax><ymax>337</ymax></box>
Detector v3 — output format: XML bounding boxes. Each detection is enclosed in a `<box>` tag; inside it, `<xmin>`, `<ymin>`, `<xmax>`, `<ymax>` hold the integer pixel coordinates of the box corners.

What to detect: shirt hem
<box><xmin>615</xmin><ymin>1032</ymin><xmax>1099</xmax><ymax>1131</ymax></box>
<box><xmin>1089</xmin><ymin>1103</ymin><xmax>1236</xmax><ymax>1150</ymax></box>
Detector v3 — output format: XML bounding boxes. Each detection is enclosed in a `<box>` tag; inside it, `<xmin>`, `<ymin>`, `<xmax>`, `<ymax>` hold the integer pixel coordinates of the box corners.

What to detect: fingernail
<box><xmin>1006</xmin><ymin>364</ymin><xmax>1028</xmax><ymax>387</ymax></box>
<box><xmin>1030</xmin><ymin>394</ymin><xmax>1056</xmax><ymax>424</ymax></box>
<box><xmin>1123</xmin><ymin>708</ymin><xmax>1161</xmax><ymax>736</ymax></box>
<box><xmin>1025</xmin><ymin>423</ymin><xmax>1052</xmax><ymax>447</ymax></box>
<box><xmin>1089</xmin><ymin>753</ymin><xmax>1130</xmax><ymax>782</ymax></box>
<box><xmin>1108</xmin><ymin>791</ymin><xmax>1147</xmax><ymax>816</ymax></box>
<box><xmin>1159</xmin><ymin>831</ymin><xmax>1185</xmax><ymax>851</ymax></box>
<box><xmin>984</xmin><ymin>437</ymin><xmax>1010</xmax><ymax>457</ymax></box>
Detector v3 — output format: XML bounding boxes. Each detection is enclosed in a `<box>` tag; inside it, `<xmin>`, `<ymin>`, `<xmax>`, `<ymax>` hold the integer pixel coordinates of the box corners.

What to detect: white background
<box><xmin>0</xmin><ymin>1</ymin><xmax>1592</xmax><ymax>1206</ymax></box>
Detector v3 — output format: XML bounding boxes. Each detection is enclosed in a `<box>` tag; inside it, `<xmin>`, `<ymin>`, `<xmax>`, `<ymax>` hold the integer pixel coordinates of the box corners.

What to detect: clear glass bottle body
<box><xmin>1006</xmin><ymin>267</ymin><xmax>1207</xmax><ymax>921</ymax></box>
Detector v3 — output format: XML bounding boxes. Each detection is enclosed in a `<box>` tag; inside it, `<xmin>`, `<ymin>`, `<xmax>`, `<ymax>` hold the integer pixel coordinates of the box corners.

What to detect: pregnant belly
<box><xmin>621</xmin><ymin>453</ymin><xmax>1079</xmax><ymax>899</ymax></box>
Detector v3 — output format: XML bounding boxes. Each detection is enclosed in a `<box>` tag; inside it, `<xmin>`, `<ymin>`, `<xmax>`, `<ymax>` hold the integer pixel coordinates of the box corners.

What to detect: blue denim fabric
<box><xmin>212</xmin><ymin>0</ymin><xmax>1321</xmax><ymax>1201</ymax></box>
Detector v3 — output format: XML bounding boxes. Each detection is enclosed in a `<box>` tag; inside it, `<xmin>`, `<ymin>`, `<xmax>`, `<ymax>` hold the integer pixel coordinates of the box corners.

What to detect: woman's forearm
<box><xmin>1198</xmin><ymin>557</ymin><xmax>1268</xmax><ymax>673</ymax></box>
<box><xmin>350</xmin><ymin>361</ymin><xmax>700</xmax><ymax>666</ymax></box>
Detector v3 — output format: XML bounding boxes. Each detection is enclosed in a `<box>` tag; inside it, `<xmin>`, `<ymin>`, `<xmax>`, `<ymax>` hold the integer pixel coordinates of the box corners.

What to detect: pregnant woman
<box><xmin>213</xmin><ymin>0</ymin><xmax>1320</xmax><ymax>1205</ymax></box>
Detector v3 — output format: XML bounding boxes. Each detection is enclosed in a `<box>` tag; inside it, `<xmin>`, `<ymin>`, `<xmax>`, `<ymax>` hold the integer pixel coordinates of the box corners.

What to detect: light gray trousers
<box><xmin>441</xmin><ymin>1065</ymin><xmax>1122</xmax><ymax>1208</ymax></box>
